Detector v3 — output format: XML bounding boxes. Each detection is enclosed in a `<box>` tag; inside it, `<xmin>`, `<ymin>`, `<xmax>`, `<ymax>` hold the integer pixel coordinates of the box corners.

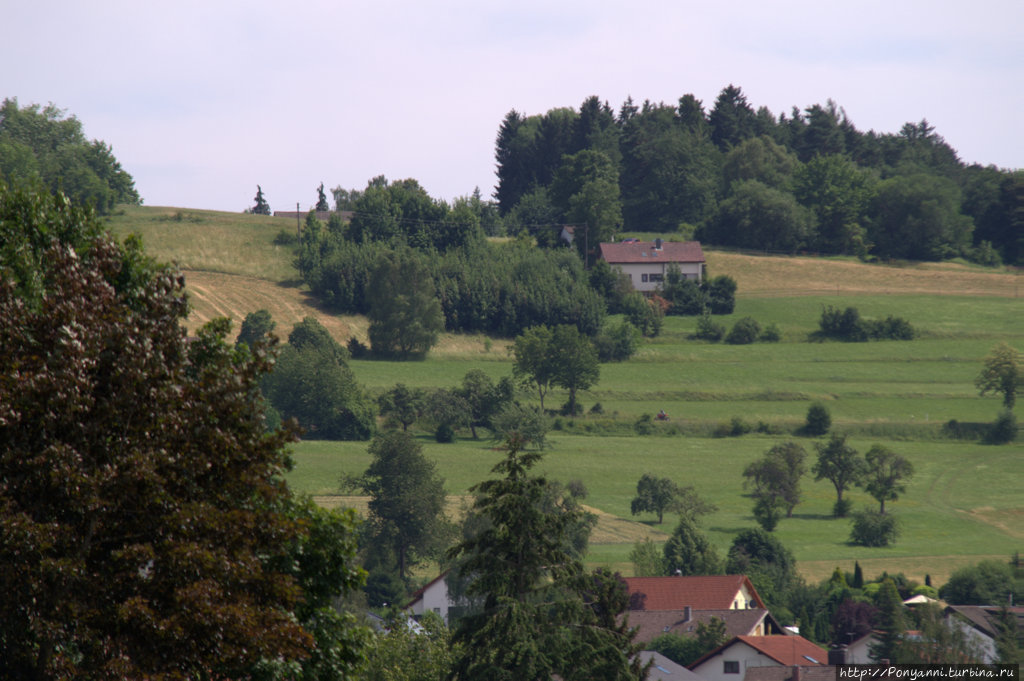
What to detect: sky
<box><xmin>4</xmin><ymin>0</ymin><xmax>1022</xmax><ymax>213</ymax></box>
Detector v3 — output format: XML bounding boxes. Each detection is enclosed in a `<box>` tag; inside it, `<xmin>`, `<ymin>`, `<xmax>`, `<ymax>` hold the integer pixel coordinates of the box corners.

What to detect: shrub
<box><xmin>759</xmin><ymin>323</ymin><xmax>781</xmax><ymax>343</ymax></box>
<box><xmin>725</xmin><ymin>317</ymin><xmax>762</xmax><ymax>345</ymax></box>
<box><xmin>986</xmin><ymin>410</ymin><xmax>1018</xmax><ymax>444</ymax></box>
<box><xmin>595</xmin><ymin>320</ymin><xmax>642</xmax><ymax>362</ymax></box>
<box><xmin>849</xmin><ymin>510</ymin><xmax>899</xmax><ymax>547</ymax></box>
<box><xmin>694</xmin><ymin>313</ymin><xmax>725</xmax><ymax>342</ymax></box>
<box><xmin>589</xmin><ymin>402</ymin><xmax>604</xmax><ymax>415</ymax></box>
<box><xmin>814</xmin><ymin>305</ymin><xmax>914</xmax><ymax>342</ymax></box>
<box><xmin>832</xmin><ymin>498</ymin><xmax>854</xmax><ymax>519</ymax></box>
<box><xmin>559</xmin><ymin>400</ymin><xmax>584</xmax><ymax>417</ymax></box>
<box><xmin>804</xmin><ymin>403</ymin><xmax>831</xmax><ymax>436</ymax></box>
<box><xmin>273</xmin><ymin>229</ymin><xmax>299</xmax><ymax>246</ymax></box>
<box><xmin>347</xmin><ymin>336</ymin><xmax>369</xmax><ymax>358</ymax></box>
<box><xmin>434</xmin><ymin>423</ymin><xmax>455</xmax><ymax>443</ymax></box>
<box><xmin>634</xmin><ymin>413</ymin><xmax>655</xmax><ymax>435</ymax></box>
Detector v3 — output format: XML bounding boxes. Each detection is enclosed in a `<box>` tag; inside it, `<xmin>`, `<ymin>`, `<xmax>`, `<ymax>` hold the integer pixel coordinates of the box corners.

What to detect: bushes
<box><xmin>849</xmin><ymin>510</ymin><xmax>900</xmax><ymax>547</ymax></box>
<box><xmin>725</xmin><ymin>317</ymin><xmax>761</xmax><ymax>345</ymax></box>
<box><xmin>803</xmin><ymin>403</ymin><xmax>832</xmax><ymax>436</ymax></box>
<box><xmin>813</xmin><ymin>305</ymin><xmax>915</xmax><ymax>342</ymax></box>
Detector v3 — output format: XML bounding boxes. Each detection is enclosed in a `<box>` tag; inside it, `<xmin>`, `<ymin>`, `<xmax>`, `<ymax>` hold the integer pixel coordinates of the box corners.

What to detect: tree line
<box><xmin>494</xmin><ymin>87</ymin><xmax>1023</xmax><ymax>265</ymax></box>
<box><xmin>0</xmin><ymin>98</ymin><xmax>140</xmax><ymax>213</ymax></box>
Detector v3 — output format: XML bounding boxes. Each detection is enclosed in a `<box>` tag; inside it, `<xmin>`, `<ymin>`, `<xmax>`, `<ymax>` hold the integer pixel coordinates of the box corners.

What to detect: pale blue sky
<box><xmin>3</xmin><ymin>0</ymin><xmax>1021</xmax><ymax>212</ymax></box>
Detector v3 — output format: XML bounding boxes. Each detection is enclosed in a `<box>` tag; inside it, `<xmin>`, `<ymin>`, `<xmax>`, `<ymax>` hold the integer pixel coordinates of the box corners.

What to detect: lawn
<box><xmin>285</xmin><ymin>431</ymin><xmax>1023</xmax><ymax>585</ymax></box>
<box><xmin>106</xmin><ymin>205</ymin><xmax>1024</xmax><ymax>586</ymax></box>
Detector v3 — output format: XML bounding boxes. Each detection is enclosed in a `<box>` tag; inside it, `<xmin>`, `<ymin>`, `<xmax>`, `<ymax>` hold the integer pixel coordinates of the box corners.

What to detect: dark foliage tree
<box><xmin>832</xmin><ymin>599</ymin><xmax>877</xmax><ymax>646</ymax></box>
<box><xmin>253</xmin><ymin>184</ymin><xmax>271</xmax><ymax>214</ymax></box>
<box><xmin>446</xmin><ymin>439</ymin><xmax>646</xmax><ymax>680</ymax></box>
<box><xmin>812</xmin><ymin>433</ymin><xmax>865</xmax><ymax>517</ymax></box>
<box><xmin>862</xmin><ymin>445</ymin><xmax>913</xmax><ymax>514</ymax></box>
<box><xmin>377</xmin><ymin>383</ymin><xmax>427</xmax><ymax>431</ymax></box>
<box><xmin>0</xmin><ymin>98</ymin><xmax>140</xmax><ymax>213</ymax></box>
<box><xmin>261</xmin><ymin>343</ymin><xmax>375</xmax><ymax>441</ymax></box>
<box><xmin>288</xmin><ymin>315</ymin><xmax>350</xmax><ymax>364</ymax></box>
<box><xmin>367</xmin><ymin>250</ymin><xmax>444</xmax><ymax>359</ymax></box>
<box><xmin>849</xmin><ymin>510</ymin><xmax>900</xmax><ymax>547</ymax></box>
<box><xmin>793</xmin><ymin>154</ymin><xmax>875</xmax><ymax>255</ymax></box>
<box><xmin>0</xmin><ymin>193</ymin><xmax>338</xmax><ymax>678</ymax></box>
<box><xmin>488</xmin><ymin>402</ymin><xmax>550</xmax><ymax>450</ymax></box>
<box><xmin>867</xmin><ymin>173</ymin><xmax>973</xmax><ymax>261</ymax></box>
<box><xmin>976</xmin><ymin>343</ymin><xmax>1023</xmax><ymax>410</ymax></box>
<box><xmin>709</xmin><ymin>84</ymin><xmax>757</xmax><ymax>151</ymax></box>
<box><xmin>316</xmin><ymin>182</ymin><xmax>330</xmax><ymax>212</ymax></box>
<box><xmin>701</xmin><ymin>179</ymin><xmax>815</xmax><ymax>253</ymax></box>
<box><xmin>939</xmin><ymin>560</ymin><xmax>1020</xmax><ymax>605</ymax></box>
<box><xmin>663</xmin><ymin>516</ymin><xmax>721</xmax><ymax>576</ymax></box>
<box><xmin>619</xmin><ymin>102</ymin><xmax>720</xmax><ymax>231</ymax></box>
<box><xmin>237</xmin><ymin>308</ymin><xmax>276</xmax><ymax>349</ymax></box>
<box><xmin>726</xmin><ymin>528</ymin><xmax>800</xmax><ymax>615</ymax></box>
<box><xmin>869</xmin><ymin>578</ymin><xmax>906</xmax><ymax>662</ymax></box>
<box><xmin>357</xmin><ymin>431</ymin><xmax>452</xmax><ymax>581</ymax></box>
<box><xmin>594</xmin><ymin>319</ymin><xmax>642</xmax><ymax>362</ymax></box>
<box><xmin>703</xmin><ymin>275</ymin><xmax>737</xmax><ymax>315</ymax></box>
<box><xmin>721</xmin><ymin>135</ymin><xmax>799</xmax><ymax>191</ymax></box>
<box><xmin>458</xmin><ymin>369</ymin><xmax>515</xmax><ymax>439</ymax></box>
<box><xmin>743</xmin><ymin>442</ymin><xmax>807</xmax><ymax>525</ymax></box>
<box><xmin>631</xmin><ymin>474</ymin><xmax>716</xmax><ymax>525</ymax></box>
<box><xmin>550</xmin><ymin>324</ymin><xmax>601</xmax><ymax>416</ymax></box>
<box><xmin>512</xmin><ymin>325</ymin><xmax>558</xmax><ymax>411</ymax></box>
<box><xmin>549</xmin><ymin>148</ymin><xmax>623</xmax><ymax>260</ymax></box>
<box><xmin>804</xmin><ymin>402</ymin><xmax>832</xmax><ymax>435</ymax></box>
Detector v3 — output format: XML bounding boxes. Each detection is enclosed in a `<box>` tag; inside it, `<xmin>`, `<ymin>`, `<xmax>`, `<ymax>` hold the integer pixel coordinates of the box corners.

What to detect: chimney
<box><xmin>792</xmin><ymin>665</ymin><xmax>801</xmax><ymax>681</ymax></box>
<box><xmin>827</xmin><ymin>645</ymin><xmax>847</xmax><ymax>666</ymax></box>
<box><xmin>655</xmin><ymin>238</ymin><xmax>663</xmax><ymax>250</ymax></box>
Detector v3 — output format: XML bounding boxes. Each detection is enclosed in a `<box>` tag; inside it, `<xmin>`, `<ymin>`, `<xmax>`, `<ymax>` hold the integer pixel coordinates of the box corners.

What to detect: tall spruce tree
<box><xmin>447</xmin><ymin>438</ymin><xmax>645</xmax><ymax>680</ymax></box>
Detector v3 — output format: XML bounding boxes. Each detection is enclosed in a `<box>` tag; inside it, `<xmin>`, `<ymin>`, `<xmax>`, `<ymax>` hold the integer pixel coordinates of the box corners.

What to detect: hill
<box><xmin>105</xmin><ymin>205</ymin><xmax>1022</xmax><ymax>338</ymax></box>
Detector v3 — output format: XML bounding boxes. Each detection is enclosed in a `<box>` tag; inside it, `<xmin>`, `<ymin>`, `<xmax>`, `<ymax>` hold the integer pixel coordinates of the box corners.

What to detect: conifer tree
<box><xmin>253</xmin><ymin>184</ymin><xmax>271</xmax><ymax>214</ymax></box>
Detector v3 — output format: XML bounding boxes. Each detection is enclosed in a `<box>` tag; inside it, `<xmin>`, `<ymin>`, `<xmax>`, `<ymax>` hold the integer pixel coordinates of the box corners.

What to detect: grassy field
<box><xmin>105</xmin><ymin>205</ymin><xmax>1024</xmax><ymax>586</ymax></box>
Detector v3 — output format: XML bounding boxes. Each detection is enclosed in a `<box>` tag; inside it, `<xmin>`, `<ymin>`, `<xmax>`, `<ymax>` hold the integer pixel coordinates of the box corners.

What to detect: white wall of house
<box><xmin>612</xmin><ymin>261</ymin><xmax>703</xmax><ymax>293</ymax></box>
<box><xmin>691</xmin><ymin>643</ymin><xmax>786</xmax><ymax>681</ymax></box>
<box><xmin>407</xmin><ymin>577</ymin><xmax>452</xmax><ymax>624</ymax></box>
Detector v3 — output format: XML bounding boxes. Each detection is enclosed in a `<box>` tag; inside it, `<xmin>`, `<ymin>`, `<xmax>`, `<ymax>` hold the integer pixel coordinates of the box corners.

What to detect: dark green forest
<box><xmin>492</xmin><ymin>86</ymin><xmax>1022</xmax><ymax>264</ymax></box>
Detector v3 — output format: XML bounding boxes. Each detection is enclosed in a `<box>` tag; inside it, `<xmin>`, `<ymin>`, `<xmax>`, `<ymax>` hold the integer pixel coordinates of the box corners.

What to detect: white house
<box><xmin>688</xmin><ymin>635</ymin><xmax>828</xmax><ymax>681</ymax></box>
<box><xmin>599</xmin><ymin>239</ymin><xmax>706</xmax><ymax>293</ymax></box>
<box><xmin>404</xmin><ymin>572</ymin><xmax>454</xmax><ymax>624</ymax></box>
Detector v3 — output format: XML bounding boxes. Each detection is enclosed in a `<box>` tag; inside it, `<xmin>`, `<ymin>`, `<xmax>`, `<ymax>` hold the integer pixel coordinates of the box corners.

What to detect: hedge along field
<box><xmin>285</xmin><ymin>431</ymin><xmax>1023</xmax><ymax>586</ymax></box>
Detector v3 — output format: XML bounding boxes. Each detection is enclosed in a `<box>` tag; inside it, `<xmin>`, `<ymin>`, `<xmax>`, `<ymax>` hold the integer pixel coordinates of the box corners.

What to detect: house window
<box><xmin>649</xmin><ymin>273</ymin><xmax>664</xmax><ymax>283</ymax></box>
<box><xmin>724</xmin><ymin>661</ymin><xmax>740</xmax><ymax>674</ymax></box>
<box><xmin>433</xmin><ymin>607</ymin><xmax>441</xmax><ymax>614</ymax></box>
<box><xmin>641</xmin><ymin>273</ymin><xmax>649</xmax><ymax>283</ymax></box>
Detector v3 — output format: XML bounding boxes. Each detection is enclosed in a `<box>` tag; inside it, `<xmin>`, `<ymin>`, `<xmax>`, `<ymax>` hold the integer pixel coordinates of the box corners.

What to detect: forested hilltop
<box><xmin>492</xmin><ymin>86</ymin><xmax>1022</xmax><ymax>265</ymax></box>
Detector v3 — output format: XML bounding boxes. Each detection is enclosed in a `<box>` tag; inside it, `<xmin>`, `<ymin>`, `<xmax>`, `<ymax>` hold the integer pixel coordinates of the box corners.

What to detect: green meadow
<box><xmin>106</xmin><ymin>205</ymin><xmax>1024</xmax><ymax>586</ymax></box>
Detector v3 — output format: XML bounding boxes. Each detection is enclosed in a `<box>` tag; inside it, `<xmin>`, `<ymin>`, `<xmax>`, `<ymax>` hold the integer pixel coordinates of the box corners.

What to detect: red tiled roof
<box><xmin>691</xmin><ymin>636</ymin><xmax>828</xmax><ymax>671</ymax></box>
<box><xmin>599</xmin><ymin>240</ymin><xmax>705</xmax><ymax>264</ymax></box>
<box><xmin>626</xmin><ymin>608</ymin><xmax>774</xmax><ymax>644</ymax></box>
<box><xmin>624</xmin><ymin>575</ymin><xmax>766</xmax><ymax>611</ymax></box>
<box><xmin>736</xmin><ymin>635</ymin><xmax>829</xmax><ymax>666</ymax></box>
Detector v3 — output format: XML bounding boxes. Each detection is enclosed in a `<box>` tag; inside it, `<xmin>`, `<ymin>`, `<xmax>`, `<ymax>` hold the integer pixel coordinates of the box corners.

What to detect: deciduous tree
<box><xmin>357</xmin><ymin>431</ymin><xmax>452</xmax><ymax>581</ymax></box>
<box><xmin>366</xmin><ymin>249</ymin><xmax>444</xmax><ymax>359</ymax></box>
<box><xmin>812</xmin><ymin>434</ymin><xmax>865</xmax><ymax>517</ymax></box>
<box><xmin>976</xmin><ymin>343</ymin><xmax>1022</xmax><ymax>409</ymax></box>
<box><xmin>0</xmin><ymin>193</ymin><xmax>329</xmax><ymax>678</ymax></box>
<box><xmin>862</xmin><ymin>445</ymin><xmax>913</xmax><ymax>514</ymax></box>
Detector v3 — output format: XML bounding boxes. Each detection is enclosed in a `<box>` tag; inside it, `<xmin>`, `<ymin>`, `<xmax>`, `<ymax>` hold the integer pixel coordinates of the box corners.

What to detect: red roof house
<box><xmin>689</xmin><ymin>635</ymin><xmax>828</xmax><ymax>681</ymax></box>
<box><xmin>624</xmin><ymin>575</ymin><xmax>766</xmax><ymax>612</ymax></box>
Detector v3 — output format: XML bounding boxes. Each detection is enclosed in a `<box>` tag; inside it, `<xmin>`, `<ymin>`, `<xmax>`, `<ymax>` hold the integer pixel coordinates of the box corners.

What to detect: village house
<box><xmin>627</xmin><ymin>607</ymin><xmax>786</xmax><ymax>647</ymax></box>
<box><xmin>944</xmin><ymin>605</ymin><xmax>1024</xmax><ymax>664</ymax></box>
<box><xmin>404</xmin><ymin>571</ymin><xmax>454</xmax><ymax>624</ymax></box>
<box><xmin>624</xmin><ymin>575</ymin><xmax>766</xmax><ymax>612</ymax></box>
<box><xmin>688</xmin><ymin>635</ymin><xmax>828</xmax><ymax>681</ymax></box>
<box><xmin>599</xmin><ymin>239</ymin><xmax>706</xmax><ymax>293</ymax></box>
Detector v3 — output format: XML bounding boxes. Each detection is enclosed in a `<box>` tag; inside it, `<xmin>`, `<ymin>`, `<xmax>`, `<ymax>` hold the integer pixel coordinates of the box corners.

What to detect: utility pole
<box><xmin>296</xmin><ymin>202</ymin><xmax>301</xmax><ymax>239</ymax></box>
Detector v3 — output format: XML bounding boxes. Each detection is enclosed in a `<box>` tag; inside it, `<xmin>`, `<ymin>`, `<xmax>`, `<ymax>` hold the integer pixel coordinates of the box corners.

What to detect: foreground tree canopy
<box><xmin>0</xmin><ymin>187</ymin><xmax>364</xmax><ymax>679</ymax></box>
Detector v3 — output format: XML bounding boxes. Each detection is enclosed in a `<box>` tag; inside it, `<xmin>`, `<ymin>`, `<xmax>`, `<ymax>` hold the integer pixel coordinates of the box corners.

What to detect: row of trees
<box><xmin>494</xmin><ymin>89</ymin><xmax>1023</xmax><ymax>264</ymax></box>
<box><xmin>0</xmin><ymin>98</ymin><xmax>140</xmax><ymax>213</ymax></box>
